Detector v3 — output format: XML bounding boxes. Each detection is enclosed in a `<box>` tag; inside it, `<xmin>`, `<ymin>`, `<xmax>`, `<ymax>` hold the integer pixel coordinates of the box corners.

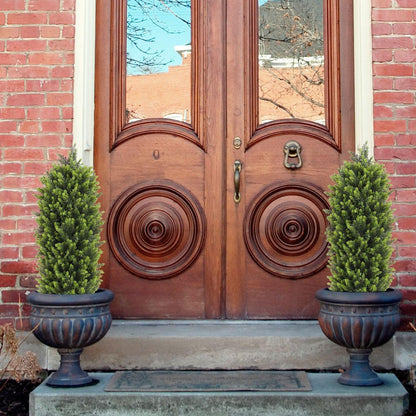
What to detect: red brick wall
<box><xmin>372</xmin><ymin>0</ymin><xmax>416</xmax><ymax>328</ymax></box>
<box><xmin>0</xmin><ymin>0</ymin><xmax>74</xmax><ymax>328</ymax></box>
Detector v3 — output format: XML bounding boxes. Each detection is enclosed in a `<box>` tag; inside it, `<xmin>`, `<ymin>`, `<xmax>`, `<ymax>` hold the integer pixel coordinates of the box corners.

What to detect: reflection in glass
<box><xmin>258</xmin><ymin>0</ymin><xmax>325</xmax><ymax>124</ymax></box>
<box><xmin>126</xmin><ymin>0</ymin><xmax>191</xmax><ymax>123</ymax></box>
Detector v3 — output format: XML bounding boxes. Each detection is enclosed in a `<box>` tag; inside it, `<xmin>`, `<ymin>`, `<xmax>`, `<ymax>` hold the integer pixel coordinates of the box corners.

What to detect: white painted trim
<box><xmin>73</xmin><ymin>0</ymin><xmax>96</xmax><ymax>167</ymax></box>
<box><xmin>73</xmin><ymin>0</ymin><xmax>373</xmax><ymax>163</ymax></box>
<box><xmin>353</xmin><ymin>0</ymin><xmax>374</xmax><ymax>156</ymax></box>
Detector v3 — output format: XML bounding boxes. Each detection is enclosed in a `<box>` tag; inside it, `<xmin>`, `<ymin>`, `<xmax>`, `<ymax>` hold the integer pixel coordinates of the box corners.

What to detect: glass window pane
<box><xmin>258</xmin><ymin>0</ymin><xmax>325</xmax><ymax>124</ymax></box>
<box><xmin>126</xmin><ymin>0</ymin><xmax>191</xmax><ymax>123</ymax></box>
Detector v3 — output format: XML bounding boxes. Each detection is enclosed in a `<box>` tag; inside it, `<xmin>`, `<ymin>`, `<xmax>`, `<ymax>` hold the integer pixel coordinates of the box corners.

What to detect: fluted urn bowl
<box><xmin>27</xmin><ymin>288</ymin><xmax>114</xmax><ymax>387</ymax></box>
<box><xmin>316</xmin><ymin>288</ymin><xmax>402</xmax><ymax>386</ymax></box>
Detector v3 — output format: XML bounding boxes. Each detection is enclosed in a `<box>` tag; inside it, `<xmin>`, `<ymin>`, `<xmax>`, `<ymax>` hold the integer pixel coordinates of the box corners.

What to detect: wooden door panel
<box><xmin>106</xmin><ymin>132</ymin><xmax>206</xmax><ymax>318</ymax></box>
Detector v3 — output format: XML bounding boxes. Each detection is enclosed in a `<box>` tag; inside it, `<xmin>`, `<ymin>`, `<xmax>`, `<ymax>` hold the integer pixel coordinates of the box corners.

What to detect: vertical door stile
<box><xmin>203</xmin><ymin>0</ymin><xmax>227</xmax><ymax>318</ymax></box>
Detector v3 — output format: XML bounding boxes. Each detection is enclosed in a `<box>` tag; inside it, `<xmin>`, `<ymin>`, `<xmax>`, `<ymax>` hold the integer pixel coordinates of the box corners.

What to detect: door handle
<box><xmin>233</xmin><ymin>160</ymin><xmax>242</xmax><ymax>203</ymax></box>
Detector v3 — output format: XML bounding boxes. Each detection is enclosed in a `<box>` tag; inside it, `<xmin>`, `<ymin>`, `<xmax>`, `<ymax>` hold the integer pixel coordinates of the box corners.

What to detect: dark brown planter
<box><xmin>316</xmin><ymin>288</ymin><xmax>402</xmax><ymax>386</ymax></box>
<box><xmin>27</xmin><ymin>288</ymin><xmax>114</xmax><ymax>387</ymax></box>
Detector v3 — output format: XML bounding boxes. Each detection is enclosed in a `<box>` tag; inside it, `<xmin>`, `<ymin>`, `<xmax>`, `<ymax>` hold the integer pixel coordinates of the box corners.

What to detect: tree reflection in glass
<box><xmin>125</xmin><ymin>0</ymin><xmax>191</xmax><ymax>123</ymax></box>
<box><xmin>258</xmin><ymin>0</ymin><xmax>325</xmax><ymax>124</ymax></box>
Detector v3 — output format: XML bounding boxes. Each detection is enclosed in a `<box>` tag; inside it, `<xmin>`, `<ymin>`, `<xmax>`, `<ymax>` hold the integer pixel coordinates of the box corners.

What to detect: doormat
<box><xmin>105</xmin><ymin>370</ymin><xmax>312</xmax><ymax>392</ymax></box>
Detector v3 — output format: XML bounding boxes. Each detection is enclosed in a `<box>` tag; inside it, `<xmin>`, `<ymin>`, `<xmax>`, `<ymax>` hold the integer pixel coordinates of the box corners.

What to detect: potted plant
<box><xmin>27</xmin><ymin>150</ymin><xmax>113</xmax><ymax>387</ymax></box>
<box><xmin>316</xmin><ymin>145</ymin><xmax>402</xmax><ymax>386</ymax></box>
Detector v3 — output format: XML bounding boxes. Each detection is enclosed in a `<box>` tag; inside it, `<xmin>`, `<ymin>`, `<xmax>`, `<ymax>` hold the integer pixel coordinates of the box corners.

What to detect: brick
<box><xmin>0</xmin><ymin>305</ymin><xmax>19</xmax><ymax>317</ymax></box>
<box><xmin>0</xmin><ymin>190</ymin><xmax>23</xmax><ymax>203</ymax></box>
<box><xmin>397</xmin><ymin>0</ymin><xmax>416</xmax><ymax>6</ymax></box>
<box><xmin>7</xmin><ymin>12</ymin><xmax>48</xmax><ymax>25</ymax></box>
<box><xmin>6</xmin><ymin>39</ymin><xmax>47</xmax><ymax>52</ymax></box>
<box><xmin>28</xmin><ymin>0</ymin><xmax>61</xmax><ymax>11</ymax></box>
<box><xmin>17</xmin><ymin>218</ymin><xmax>37</xmax><ymax>230</ymax></box>
<box><xmin>49</xmin><ymin>12</ymin><xmax>75</xmax><ymax>25</ymax></box>
<box><xmin>2</xmin><ymin>232</ymin><xmax>36</xmax><ymax>245</ymax></box>
<box><xmin>7</xmin><ymin>65</ymin><xmax>50</xmax><ymax>78</ymax></box>
<box><xmin>395</xmin><ymin>78</ymin><xmax>416</xmax><ymax>90</ymax></box>
<box><xmin>373</xmin><ymin>9</ymin><xmax>413</xmax><ymax>22</ymax></box>
<box><xmin>27</xmin><ymin>108</ymin><xmax>60</xmax><ymax>120</ymax></box>
<box><xmin>0</xmin><ymin>261</ymin><xmax>37</xmax><ymax>274</ymax></box>
<box><xmin>399</xmin><ymin>246</ymin><xmax>416</xmax><ymax>257</ymax></box>
<box><xmin>373</xmin><ymin>63</ymin><xmax>413</xmax><ymax>76</ymax></box>
<box><xmin>0</xmin><ymin>275</ymin><xmax>17</xmax><ymax>288</ymax></box>
<box><xmin>372</xmin><ymin>22</ymin><xmax>392</xmax><ymax>36</ymax></box>
<box><xmin>396</xmin><ymin>134</ymin><xmax>416</xmax><ymax>146</ymax></box>
<box><xmin>396</xmin><ymin>189</ymin><xmax>416</xmax><ymax>202</ymax></box>
<box><xmin>42</xmin><ymin>120</ymin><xmax>72</xmax><ymax>133</ymax></box>
<box><xmin>62</xmin><ymin>25</ymin><xmax>75</xmax><ymax>38</ymax></box>
<box><xmin>373</xmin><ymin>0</ymin><xmax>393</xmax><ymax>6</ymax></box>
<box><xmin>25</xmin><ymin>134</ymin><xmax>62</xmax><ymax>146</ymax></box>
<box><xmin>0</xmin><ymin>53</ymin><xmax>27</xmax><ymax>66</ymax></box>
<box><xmin>389</xmin><ymin>176</ymin><xmax>415</xmax><ymax>189</ymax></box>
<box><xmin>0</xmin><ymin>0</ymin><xmax>26</xmax><ymax>10</ymax></box>
<box><xmin>373</xmin><ymin>77</ymin><xmax>393</xmax><ymax>90</ymax></box>
<box><xmin>396</xmin><ymin>106</ymin><xmax>416</xmax><ymax>118</ymax></box>
<box><xmin>373</xmin><ymin>105</ymin><xmax>394</xmax><ymax>118</ymax></box>
<box><xmin>28</xmin><ymin>52</ymin><xmax>67</xmax><ymax>65</ymax></box>
<box><xmin>0</xmin><ymin>108</ymin><xmax>25</xmax><ymax>119</ymax></box>
<box><xmin>395</xmin><ymin>163</ymin><xmax>416</xmax><ymax>175</ymax></box>
<box><xmin>0</xmin><ymin>219</ymin><xmax>16</xmax><ymax>230</ymax></box>
<box><xmin>393</xmin><ymin>22</ymin><xmax>416</xmax><ymax>35</ymax></box>
<box><xmin>46</xmin><ymin>92</ymin><xmax>73</xmax><ymax>106</ymax></box>
<box><xmin>2</xmin><ymin>204</ymin><xmax>38</xmax><ymax>217</ymax></box>
<box><xmin>21</xmin><ymin>245</ymin><xmax>38</xmax><ymax>259</ymax></box>
<box><xmin>3</xmin><ymin>148</ymin><xmax>44</xmax><ymax>161</ymax></box>
<box><xmin>40</xmin><ymin>26</ymin><xmax>61</xmax><ymax>38</ymax></box>
<box><xmin>50</xmin><ymin>66</ymin><xmax>73</xmax><ymax>78</ymax></box>
<box><xmin>0</xmin><ymin>79</ymin><xmax>25</xmax><ymax>92</ymax></box>
<box><xmin>372</xmin><ymin>49</ymin><xmax>393</xmax><ymax>62</ymax></box>
<box><xmin>25</xmin><ymin>190</ymin><xmax>38</xmax><ymax>204</ymax></box>
<box><xmin>374</xmin><ymin>134</ymin><xmax>395</xmax><ymax>146</ymax></box>
<box><xmin>26</xmin><ymin>79</ymin><xmax>60</xmax><ymax>92</ymax></box>
<box><xmin>0</xmin><ymin>134</ymin><xmax>25</xmax><ymax>146</ymax></box>
<box><xmin>373</xmin><ymin>119</ymin><xmax>407</xmax><ymax>133</ymax></box>
<box><xmin>48</xmin><ymin>39</ymin><xmax>75</xmax><ymax>51</ymax></box>
<box><xmin>0</xmin><ymin>27</ymin><xmax>19</xmax><ymax>38</ymax></box>
<box><xmin>398</xmin><ymin>217</ymin><xmax>416</xmax><ymax>231</ymax></box>
<box><xmin>394</xmin><ymin>49</ymin><xmax>416</xmax><ymax>62</ymax></box>
<box><xmin>0</xmin><ymin>162</ymin><xmax>22</xmax><ymax>175</ymax></box>
<box><xmin>20</xmin><ymin>26</ymin><xmax>41</xmax><ymax>38</ymax></box>
<box><xmin>6</xmin><ymin>93</ymin><xmax>45</xmax><ymax>106</ymax></box>
<box><xmin>0</xmin><ymin>120</ymin><xmax>18</xmax><ymax>133</ymax></box>
<box><xmin>0</xmin><ymin>247</ymin><xmax>18</xmax><ymax>259</ymax></box>
<box><xmin>19</xmin><ymin>120</ymin><xmax>40</xmax><ymax>134</ymax></box>
<box><xmin>19</xmin><ymin>275</ymin><xmax>38</xmax><ymax>288</ymax></box>
<box><xmin>373</xmin><ymin>37</ymin><xmax>414</xmax><ymax>50</ymax></box>
<box><xmin>23</xmin><ymin>162</ymin><xmax>51</xmax><ymax>175</ymax></box>
<box><xmin>393</xmin><ymin>231</ymin><xmax>416</xmax><ymax>244</ymax></box>
<box><xmin>2</xmin><ymin>290</ymin><xmax>28</xmax><ymax>303</ymax></box>
<box><xmin>373</xmin><ymin>91</ymin><xmax>414</xmax><ymax>104</ymax></box>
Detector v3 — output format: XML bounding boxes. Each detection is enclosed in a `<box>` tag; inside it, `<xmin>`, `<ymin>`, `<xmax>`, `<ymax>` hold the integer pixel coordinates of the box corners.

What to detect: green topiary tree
<box><xmin>35</xmin><ymin>150</ymin><xmax>104</xmax><ymax>294</ymax></box>
<box><xmin>326</xmin><ymin>144</ymin><xmax>395</xmax><ymax>292</ymax></box>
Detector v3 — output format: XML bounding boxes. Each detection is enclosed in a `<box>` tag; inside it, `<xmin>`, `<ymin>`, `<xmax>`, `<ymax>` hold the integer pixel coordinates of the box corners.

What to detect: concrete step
<box><xmin>29</xmin><ymin>371</ymin><xmax>408</xmax><ymax>416</ymax></box>
<box><xmin>29</xmin><ymin>320</ymin><xmax>413</xmax><ymax>372</ymax></box>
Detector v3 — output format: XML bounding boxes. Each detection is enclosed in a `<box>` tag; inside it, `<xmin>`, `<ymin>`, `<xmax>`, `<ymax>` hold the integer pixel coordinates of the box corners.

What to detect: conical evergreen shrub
<box><xmin>35</xmin><ymin>150</ymin><xmax>104</xmax><ymax>294</ymax></box>
<box><xmin>326</xmin><ymin>145</ymin><xmax>395</xmax><ymax>292</ymax></box>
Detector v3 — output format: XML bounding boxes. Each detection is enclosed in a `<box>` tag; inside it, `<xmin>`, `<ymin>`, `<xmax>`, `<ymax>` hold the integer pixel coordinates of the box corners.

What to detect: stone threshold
<box><xmin>24</xmin><ymin>320</ymin><xmax>416</xmax><ymax>371</ymax></box>
<box><xmin>29</xmin><ymin>371</ymin><xmax>408</xmax><ymax>416</ymax></box>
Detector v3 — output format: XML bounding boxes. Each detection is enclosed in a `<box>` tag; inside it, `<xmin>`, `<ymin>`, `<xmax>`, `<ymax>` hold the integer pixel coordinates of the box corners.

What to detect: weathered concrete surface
<box><xmin>29</xmin><ymin>372</ymin><xmax>408</xmax><ymax>416</ymax></box>
<box><xmin>24</xmin><ymin>320</ymin><xmax>404</xmax><ymax>371</ymax></box>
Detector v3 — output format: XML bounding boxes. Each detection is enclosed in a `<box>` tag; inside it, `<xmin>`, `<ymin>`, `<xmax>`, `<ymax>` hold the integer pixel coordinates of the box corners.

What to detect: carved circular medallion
<box><xmin>108</xmin><ymin>181</ymin><xmax>206</xmax><ymax>280</ymax></box>
<box><xmin>244</xmin><ymin>182</ymin><xmax>329</xmax><ymax>279</ymax></box>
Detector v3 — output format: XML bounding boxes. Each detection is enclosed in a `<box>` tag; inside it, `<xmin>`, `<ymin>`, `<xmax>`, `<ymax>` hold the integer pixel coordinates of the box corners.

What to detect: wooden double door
<box><xmin>95</xmin><ymin>0</ymin><xmax>354</xmax><ymax>319</ymax></box>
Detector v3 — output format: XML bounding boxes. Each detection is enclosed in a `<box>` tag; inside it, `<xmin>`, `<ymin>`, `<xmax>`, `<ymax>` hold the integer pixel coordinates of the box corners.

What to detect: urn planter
<box><xmin>316</xmin><ymin>288</ymin><xmax>402</xmax><ymax>386</ymax></box>
<box><xmin>27</xmin><ymin>288</ymin><xmax>114</xmax><ymax>387</ymax></box>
